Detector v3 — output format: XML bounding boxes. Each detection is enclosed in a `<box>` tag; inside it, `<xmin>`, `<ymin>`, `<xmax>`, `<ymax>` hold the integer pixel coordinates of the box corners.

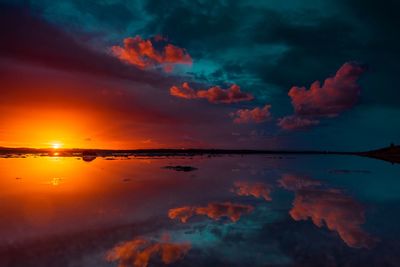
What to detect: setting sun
<box><xmin>52</xmin><ymin>143</ymin><xmax>62</xmax><ymax>149</ymax></box>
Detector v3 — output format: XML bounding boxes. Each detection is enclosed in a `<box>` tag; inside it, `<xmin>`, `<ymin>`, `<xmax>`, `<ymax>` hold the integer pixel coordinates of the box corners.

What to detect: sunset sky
<box><xmin>1</xmin><ymin>0</ymin><xmax>399</xmax><ymax>150</ymax></box>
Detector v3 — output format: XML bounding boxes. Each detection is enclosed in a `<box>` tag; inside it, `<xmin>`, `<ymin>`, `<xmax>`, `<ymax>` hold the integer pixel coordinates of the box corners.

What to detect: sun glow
<box><xmin>52</xmin><ymin>143</ymin><xmax>62</xmax><ymax>149</ymax></box>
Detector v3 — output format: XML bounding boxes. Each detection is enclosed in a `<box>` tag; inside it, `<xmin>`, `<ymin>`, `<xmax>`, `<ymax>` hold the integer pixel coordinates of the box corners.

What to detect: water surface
<box><xmin>1</xmin><ymin>155</ymin><xmax>400</xmax><ymax>267</ymax></box>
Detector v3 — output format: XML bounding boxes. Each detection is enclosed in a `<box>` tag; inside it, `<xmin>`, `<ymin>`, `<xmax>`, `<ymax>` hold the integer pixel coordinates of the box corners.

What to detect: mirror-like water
<box><xmin>1</xmin><ymin>155</ymin><xmax>400</xmax><ymax>267</ymax></box>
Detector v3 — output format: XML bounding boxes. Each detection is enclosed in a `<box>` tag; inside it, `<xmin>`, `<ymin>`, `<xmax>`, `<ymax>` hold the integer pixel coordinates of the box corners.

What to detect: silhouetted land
<box><xmin>357</xmin><ymin>144</ymin><xmax>400</xmax><ymax>164</ymax></box>
<box><xmin>0</xmin><ymin>145</ymin><xmax>399</xmax><ymax>164</ymax></box>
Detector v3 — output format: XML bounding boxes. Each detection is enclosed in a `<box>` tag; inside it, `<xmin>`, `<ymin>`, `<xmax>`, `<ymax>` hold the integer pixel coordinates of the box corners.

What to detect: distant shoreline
<box><xmin>0</xmin><ymin>147</ymin><xmax>356</xmax><ymax>155</ymax></box>
<box><xmin>0</xmin><ymin>145</ymin><xmax>399</xmax><ymax>164</ymax></box>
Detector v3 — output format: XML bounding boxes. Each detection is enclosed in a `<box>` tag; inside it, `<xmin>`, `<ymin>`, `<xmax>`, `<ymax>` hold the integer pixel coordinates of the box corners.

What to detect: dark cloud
<box><xmin>67</xmin><ymin>0</ymin><xmax>138</xmax><ymax>31</ymax></box>
<box><xmin>143</xmin><ymin>0</ymin><xmax>400</xmax><ymax>109</ymax></box>
<box><xmin>142</xmin><ymin>0</ymin><xmax>244</xmax><ymax>54</ymax></box>
<box><xmin>250</xmin><ymin>14</ymin><xmax>359</xmax><ymax>88</ymax></box>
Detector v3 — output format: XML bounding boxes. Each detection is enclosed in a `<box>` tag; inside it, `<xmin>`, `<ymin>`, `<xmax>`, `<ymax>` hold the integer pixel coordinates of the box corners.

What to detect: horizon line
<box><xmin>0</xmin><ymin>145</ymin><xmax>393</xmax><ymax>154</ymax></box>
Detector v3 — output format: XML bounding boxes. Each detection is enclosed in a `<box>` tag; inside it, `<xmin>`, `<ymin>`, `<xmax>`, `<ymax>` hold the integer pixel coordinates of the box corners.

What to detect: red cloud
<box><xmin>280</xmin><ymin>174</ymin><xmax>377</xmax><ymax>248</ymax></box>
<box><xmin>277</xmin><ymin>62</ymin><xmax>366</xmax><ymax>130</ymax></box>
<box><xmin>233</xmin><ymin>181</ymin><xmax>272</xmax><ymax>201</ymax></box>
<box><xmin>231</xmin><ymin>104</ymin><xmax>272</xmax><ymax>124</ymax></box>
<box><xmin>288</xmin><ymin>62</ymin><xmax>366</xmax><ymax>117</ymax></box>
<box><xmin>170</xmin><ymin>83</ymin><xmax>253</xmax><ymax>104</ymax></box>
<box><xmin>105</xmin><ymin>237</ymin><xmax>191</xmax><ymax>267</ymax></box>
<box><xmin>168</xmin><ymin>202</ymin><xmax>254</xmax><ymax>223</ymax></box>
<box><xmin>290</xmin><ymin>188</ymin><xmax>377</xmax><ymax>249</ymax></box>
<box><xmin>197</xmin><ymin>84</ymin><xmax>254</xmax><ymax>103</ymax></box>
<box><xmin>277</xmin><ymin>115</ymin><xmax>320</xmax><ymax>130</ymax></box>
<box><xmin>111</xmin><ymin>36</ymin><xmax>192</xmax><ymax>72</ymax></box>
<box><xmin>170</xmin><ymin>82</ymin><xmax>197</xmax><ymax>99</ymax></box>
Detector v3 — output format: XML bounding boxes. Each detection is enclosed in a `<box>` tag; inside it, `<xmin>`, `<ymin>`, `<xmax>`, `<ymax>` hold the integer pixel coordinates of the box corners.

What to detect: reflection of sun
<box><xmin>50</xmin><ymin>177</ymin><xmax>62</xmax><ymax>186</ymax></box>
<box><xmin>52</xmin><ymin>143</ymin><xmax>62</xmax><ymax>149</ymax></box>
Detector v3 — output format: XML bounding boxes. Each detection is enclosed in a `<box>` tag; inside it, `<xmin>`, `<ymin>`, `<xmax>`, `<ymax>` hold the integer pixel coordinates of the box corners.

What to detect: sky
<box><xmin>0</xmin><ymin>0</ymin><xmax>399</xmax><ymax>150</ymax></box>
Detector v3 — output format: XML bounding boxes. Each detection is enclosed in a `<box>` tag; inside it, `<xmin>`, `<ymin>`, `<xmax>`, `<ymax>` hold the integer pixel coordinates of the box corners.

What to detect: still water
<box><xmin>1</xmin><ymin>154</ymin><xmax>400</xmax><ymax>267</ymax></box>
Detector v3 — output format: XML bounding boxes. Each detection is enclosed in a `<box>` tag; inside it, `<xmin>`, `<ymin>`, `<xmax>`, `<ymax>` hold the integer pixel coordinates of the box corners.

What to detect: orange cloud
<box><xmin>105</xmin><ymin>237</ymin><xmax>191</xmax><ymax>267</ymax></box>
<box><xmin>231</xmin><ymin>104</ymin><xmax>272</xmax><ymax>123</ymax></box>
<box><xmin>233</xmin><ymin>181</ymin><xmax>272</xmax><ymax>201</ymax></box>
<box><xmin>168</xmin><ymin>202</ymin><xmax>254</xmax><ymax>223</ymax></box>
<box><xmin>170</xmin><ymin>82</ymin><xmax>197</xmax><ymax>99</ymax></box>
<box><xmin>170</xmin><ymin>83</ymin><xmax>253</xmax><ymax>104</ymax></box>
<box><xmin>111</xmin><ymin>36</ymin><xmax>192</xmax><ymax>72</ymax></box>
<box><xmin>290</xmin><ymin>188</ymin><xmax>377</xmax><ymax>249</ymax></box>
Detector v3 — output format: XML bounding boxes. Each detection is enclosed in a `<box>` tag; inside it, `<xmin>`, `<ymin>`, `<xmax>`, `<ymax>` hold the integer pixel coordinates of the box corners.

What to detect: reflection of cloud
<box><xmin>233</xmin><ymin>181</ymin><xmax>272</xmax><ymax>201</ymax></box>
<box><xmin>170</xmin><ymin>83</ymin><xmax>253</xmax><ymax>104</ymax></box>
<box><xmin>278</xmin><ymin>174</ymin><xmax>321</xmax><ymax>191</ymax></box>
<box><xmin>105</xmin><ymin>236</ymin><xmax>191</xmax><ymax>267</ymax></box>
<box><xmin>111</xmin><ymin>36</ymin><xmax>192</xmax><ymax>72</ymax></box>
<box><xmin>231</xmin><ymin>104</ymin><xmax>272</xmax><ymax>124</ymax></box>
<box><xmin>290</xmin><ymin>189</ymin><xmax>377</xmax><ymax>249</ymax></box>
<box><xmin>168</xmin><ymin>206</ymin><xmax>194</xmax><ymax>223</ymax></box>
<box><xmin>168</xmin><ymin>202</ymin><xmax>254</xmax><ymax>223</ymax></box>
<box><xmin>280</xmin><ymin>174</ymin><xmax>377</xmax><ymax>248</ymax></box>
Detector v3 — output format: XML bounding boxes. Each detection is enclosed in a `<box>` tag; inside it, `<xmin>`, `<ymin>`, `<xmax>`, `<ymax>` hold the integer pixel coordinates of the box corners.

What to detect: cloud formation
<box><xmin>168</xmin><ymin>202</ymin><xmax>254</xmax><ymax>223</ymax></box>
<box><xmin>277</xmin><ymin>115</ymin><xmax>320</xmax><ymax>130</ymax></box>
<box><xmin>105</xmin><ymin>237</ymin><xmax>191</xmax><ymax>267</ymax></box>
<box><xmin>170</xmin><ymin>83</ymin><xmax>253</xmax><ymax>104</ymax></box>
<box><xmin>231</xmin><ymin>105</ymin><xmax>272</xmax><ymax>124</ymax></box>
<box><xmin>111</xmin><ymin>36</ymin><xmax>192</xmax><ymax>72</ymax></box>
<box><xmin>233</xmin><ymin>181</ymin><xmax>272</xmax><ymax>201</ymax></box>
<box><xmin>278</xmin><ymin>62</ymin><xmax>366</xmax><ymax>130</ymax></box>
<box><xmin>288</xmin><ymin>62</ymin><xmax>366</xmax><ymax>117</ymax></box>
<box><xmin>169</xmin><ymin>82</ymin><xmax>197</xmax><ymax>99</ymax></box>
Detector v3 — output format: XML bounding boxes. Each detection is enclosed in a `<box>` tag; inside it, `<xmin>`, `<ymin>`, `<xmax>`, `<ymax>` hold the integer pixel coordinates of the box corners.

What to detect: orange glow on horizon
<box><xmin>0</xmin><ymin>64</ymin><xmax>194</xmax><ymax>150</ymax></box>
<box><xmin>0</xmin><ymin>106</ymin><xmax>183</xmax><ymax>150</ymax></box>
<box><xmin>0</xmin><ymin>108</ymin><xmax>141</xmax><ymax>149</ymax></box>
